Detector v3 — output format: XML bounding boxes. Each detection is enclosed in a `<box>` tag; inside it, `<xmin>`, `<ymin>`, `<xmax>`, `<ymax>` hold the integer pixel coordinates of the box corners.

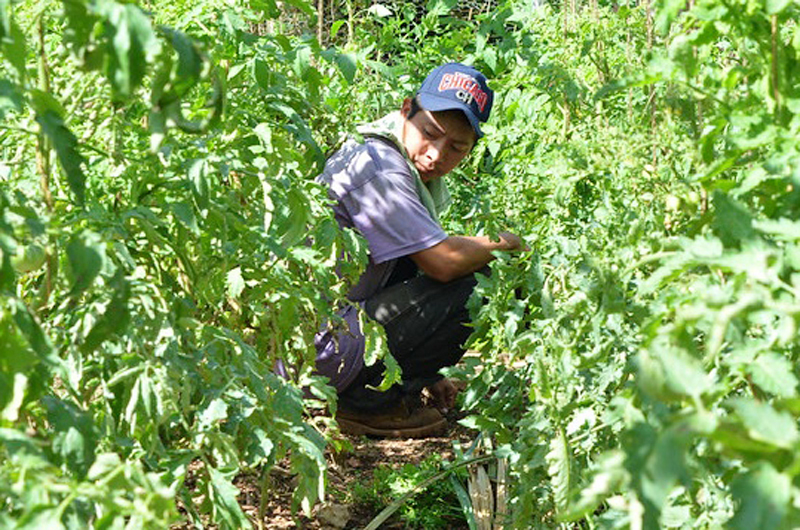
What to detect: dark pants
<box><xmin>338</xmin><ymin>258</ymin><xmax>484</xmax><ymax>413</ymax></box>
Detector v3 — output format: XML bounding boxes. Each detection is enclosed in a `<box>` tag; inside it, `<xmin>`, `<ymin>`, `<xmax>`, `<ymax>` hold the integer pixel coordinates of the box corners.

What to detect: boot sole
<box><xmin>337</xmin><ymin>417</ymin><xmax>448</xmax><ymax>438</ymax></box>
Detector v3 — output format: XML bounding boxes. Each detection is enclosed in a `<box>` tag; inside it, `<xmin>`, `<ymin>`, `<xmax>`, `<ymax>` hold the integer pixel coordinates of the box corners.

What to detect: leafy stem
<box><xmin>364</xmin><ymin>454</ymin><xmax>495</xmax><ymax>530</ymax></box>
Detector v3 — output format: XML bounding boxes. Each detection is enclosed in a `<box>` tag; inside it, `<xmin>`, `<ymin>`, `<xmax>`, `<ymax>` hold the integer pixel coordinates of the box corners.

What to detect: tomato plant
<box><xmin>2</xmin><ymin>0</ymin><xmax>800</xmax><ymax>527</ymax></box>
<box><xmin>447</xmin><ymin>0</ymin><xmax>800</xmax><ymax>527</ymax></box>
<box><xmin>0</xmin><ymin>0</ymin><xmax>373</xmax><ymax>526</ymax></box>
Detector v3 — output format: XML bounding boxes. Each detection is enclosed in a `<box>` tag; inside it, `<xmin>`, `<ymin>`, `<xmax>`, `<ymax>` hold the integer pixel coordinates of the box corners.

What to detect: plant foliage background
<box><xmin>1</xmin><ymin>0</ymin><xmax>800</xmax><ymax>527</ymax></box>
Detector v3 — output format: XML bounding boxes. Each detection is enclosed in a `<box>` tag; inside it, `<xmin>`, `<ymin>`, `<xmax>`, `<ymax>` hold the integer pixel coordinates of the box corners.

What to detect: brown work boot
<box><xmin>336</xmin><ymin>402</ymin><xmax>447</xmax><ymax>438</ymax></box>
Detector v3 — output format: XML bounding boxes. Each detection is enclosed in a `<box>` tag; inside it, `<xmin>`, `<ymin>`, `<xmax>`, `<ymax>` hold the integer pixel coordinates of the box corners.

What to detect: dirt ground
<box><xmin>173</xmin><ymin>407</ymin><xmax>477</xmax><ymax>530</ymax></box>
<box><xmin>244</xmin><ymin>408</ymin><xmax>475</xmax><ymax>529</ymax></box>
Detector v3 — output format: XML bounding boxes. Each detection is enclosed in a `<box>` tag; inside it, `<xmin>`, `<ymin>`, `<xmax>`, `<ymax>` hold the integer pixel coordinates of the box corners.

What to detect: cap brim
<box><xmin>417</xmin><ymin>93</ymin><xmax>484</xmax><ymax>139</ymax></box>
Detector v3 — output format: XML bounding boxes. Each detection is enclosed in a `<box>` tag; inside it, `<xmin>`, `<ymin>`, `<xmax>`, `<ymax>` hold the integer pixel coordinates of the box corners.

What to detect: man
<box><xmin>315</xmin><ymin>62</ymin><xmax>523</xmax><ymax>438</ymax></box>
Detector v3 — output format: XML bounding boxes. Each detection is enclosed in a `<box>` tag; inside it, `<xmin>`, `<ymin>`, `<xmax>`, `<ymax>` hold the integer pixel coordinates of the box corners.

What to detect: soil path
<box><xmin>243</xmin><ymin>410</ymin><xmax>476</xmax><ymax>529</ymax></box>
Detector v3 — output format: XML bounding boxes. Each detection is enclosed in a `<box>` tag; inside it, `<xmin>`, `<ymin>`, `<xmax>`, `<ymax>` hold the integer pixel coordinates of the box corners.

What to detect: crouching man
<box><xmin>315</xmin><ymin>63</ymin><xmax>523</xmax><ymax>438</ymax></box>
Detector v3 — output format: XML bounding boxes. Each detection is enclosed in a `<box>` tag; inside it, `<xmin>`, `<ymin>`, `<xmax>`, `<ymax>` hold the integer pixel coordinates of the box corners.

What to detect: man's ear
<box><xmin>400</xmin><ymin>98</ymin><xmax>413</xmax><ymax>117</ymax></box>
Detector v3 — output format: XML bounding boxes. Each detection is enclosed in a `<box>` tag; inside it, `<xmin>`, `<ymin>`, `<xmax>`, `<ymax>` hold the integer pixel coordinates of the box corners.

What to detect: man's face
<box><xmin>400</xmin><ymin>98</ymin><xmax>477</xmax><ymax>182</ymax></box>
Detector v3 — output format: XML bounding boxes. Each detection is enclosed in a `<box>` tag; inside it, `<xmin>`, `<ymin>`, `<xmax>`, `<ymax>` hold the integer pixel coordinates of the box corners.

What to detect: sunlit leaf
<box><xmin>637</xmin><ymin>344</ymin><xmax>713</xmax><ymax>401</ymax></box>
<box><xmin>330</xmin><ymin>20</ymin><xmax>346</xmax><ymax>39</ymax></box>
<box><xmin>199</xmin><ymin>397</ymin><xmax>228</xmax><ymax>430</ymax></box>
<box><xmin>15</xmin><ymin>507</ymin><xmax>65</xmax><ymax>530</ymax></box>
<box><xmin>765</xmin><ymin>0</ymin><xmax>791</xmax><ymax>14</ymax></box>
<box><xmin>208</xmin><ymin>467</ymin><xmax>251</xmax><ymax>529</ymax></box>
<box><xmin>730</xmin><ymin>398</ymin><xmax>798</xmax><ymax>449</ymax></box>
<box><xmin>292</xmin><ymin>45</ymin><xmax>313</xmax><ymax>80</ymax></box>
<box><xmin>559</xmin><ymin>451</ymin><xmax>626</xmax><ymax>522</ymax></box>
<box><xmin>99</xmin><ymin>2</ymin><xmax>159</xmax><ymax>99</ymax></box>
<box><xmin>87</xmin><ymin>452</ymin><xmax>122</xmax><ymax>481</ymax></box>
<box><xmin>367</xmin><ymin>4</ymin><xmax>393</xmax><ymax>17</ymax></box>
<box><xmin>655</xmin><ymin>0</ymin><xmax>687</xmax><ymax>34</ymax></box>
<box><xmin>427</xmin><ymin>0</ymin><xmax>458</xmax><ymax>16</ymax></box>
<box><xmin>226</xmin><ymin>267</ymin><xmax>245</xmax><ymax>299</ymax></box>
<box><xmin>747</xmin><ymin>353</ymin><xmax>798</xmax><ymax>398</ymax></box>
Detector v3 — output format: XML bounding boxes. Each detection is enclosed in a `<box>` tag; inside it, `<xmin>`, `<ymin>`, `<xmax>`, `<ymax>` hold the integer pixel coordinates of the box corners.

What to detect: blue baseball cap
<box><xmin>416</xmin><ymin>62</ymin><xmax>494</xmax><ymax>139</ymax></box>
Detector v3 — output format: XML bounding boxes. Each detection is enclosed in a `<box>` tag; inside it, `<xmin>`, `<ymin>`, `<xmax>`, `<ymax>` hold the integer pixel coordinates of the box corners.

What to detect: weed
<box><xmin>351</xmin><ymin>454</ymin><xmax>468</xmax><ymax>529</ymax></box>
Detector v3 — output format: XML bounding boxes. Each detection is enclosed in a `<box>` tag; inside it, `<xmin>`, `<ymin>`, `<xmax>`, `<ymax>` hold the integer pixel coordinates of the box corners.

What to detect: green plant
<box><xmin>444</xmin><ymin>0</ymin><xmax>800</xmax><ymax>527</ymax></box>
<box><xmin>0</xmin><ymin>0</ymin><xmax>373</xmax><ymax>526</ymax></box>
<box><xmin>3</xmin><ymin>0</ymin><xmax>800</xmax><ymax>526</ymax></box>
<box><xmin>353</xmin><ymin>454</ymin><xmax>468</xmax><ymax>529</ymax></box>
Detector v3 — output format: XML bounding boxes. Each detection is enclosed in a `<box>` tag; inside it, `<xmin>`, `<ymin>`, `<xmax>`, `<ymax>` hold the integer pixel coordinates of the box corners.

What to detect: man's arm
<box><xmin>410</xmin><ymin>231</ymin><xmax>523</xmax><ymax>283</ymax></box>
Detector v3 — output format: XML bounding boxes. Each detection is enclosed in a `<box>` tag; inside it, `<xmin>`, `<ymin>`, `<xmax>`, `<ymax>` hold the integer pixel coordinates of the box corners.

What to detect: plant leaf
<box><xmin>334</xmin><ymin>52</ymin><xmax>357</xmax><ymax>85</ymax></box>
<box><xmin>712</xmin><ymin>192</ymin><xmax>755</xmax><ymax>248</ymax></box>
<box><xmin>80</xmin><ymin>271</ymin><xmax>131</xmax><ymax>353</ymax></box>
<box><xmin>35</xmin><ymin>110</ymin><xmax>86</xmax><ymax>206</ymax></box>
<box><xmin>226</xmin><ymin>267</ymin><xmax>245</xmax><ymax>299</ymax></box>
<box><xmin>208</xmin><ymin>467</ymin><xmax>252</xmax><ymax>529</ymax></box>
<box><xmin>730</xmin><ymin>398</ymin><xmax>799</xmax><ymax>449</ymax></box>
<box><xmin>747</xmin><ymin>353</ymin><xmax>798</xmax><ymax>398</ymax></box>
<box><xmin>188</xmin><ymin>158</ymin><xmax>210</xmax><ymax>211</ymax></box>
<box><xmin>546</xmin><ymin>426</ymin><xmax>573</xmax><ymax>513</ymax></box>
<box><xmin>765</xmin><ymin>0</ymin><xmax>791</xmax><ymax>14</ymax></box>
<box><xmin>100</xmin><ymin>2</ymin><xmax>159</xmax><ymax>99</ymax></box>
<box><xmin>67</xmin><ymin>232</ymin><xmax>105</xmax><ymax>297</ymax></box>
<box><xmin>42</xmin><ymin>396</ymin><xmax>98</xmax><ymax>479</ymax></box>
<box><xmin>729</xmin><ymin>462</ymin><xmax>791</xmax><ymax>529</ymax></box>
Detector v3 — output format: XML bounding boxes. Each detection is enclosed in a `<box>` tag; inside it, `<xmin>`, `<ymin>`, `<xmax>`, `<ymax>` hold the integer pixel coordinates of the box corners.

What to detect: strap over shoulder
<box><xmin>355</xmin><ymin>112</ymin><xmax>452</xmax><ymax>223</ymax></box>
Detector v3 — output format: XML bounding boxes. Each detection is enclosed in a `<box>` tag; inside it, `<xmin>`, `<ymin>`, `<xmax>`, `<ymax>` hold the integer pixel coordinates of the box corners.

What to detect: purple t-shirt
<box><xmin>314</xmin><ymin>136</ymin><xmax>448</xmax><ymax>391</ymax></box>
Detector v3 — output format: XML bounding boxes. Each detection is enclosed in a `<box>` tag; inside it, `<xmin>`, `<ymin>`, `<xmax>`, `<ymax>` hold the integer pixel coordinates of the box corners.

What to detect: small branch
<box><xmin>622</xmin><ymin>251</ymin><xmax>678</xmax><ymax>275</ymax></box>
<box><xmin>82</xmin><ymin>142</ymin><xmax>113</xmax><ymax>158</ymax></box>
<box><xmin>674</xmin><ymin>79</ymin><xmax>731</xmax><ymax>110</ymax></box>
<box><xmin>66</xmin><ymin>74</ymin><xmax>100</xmax><ymax>118</ymax></box>
<box><xmin>0</xmin><ymin>124</ymin><xmax>38</xmax><ymax>135</ymax></box>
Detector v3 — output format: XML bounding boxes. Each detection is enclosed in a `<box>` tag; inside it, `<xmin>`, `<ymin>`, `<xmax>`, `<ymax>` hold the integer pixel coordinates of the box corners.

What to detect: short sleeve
<box><xmin>338</xmin><ymin>139</ymin><xmax>447</xmax><ymax>264</ymax></box>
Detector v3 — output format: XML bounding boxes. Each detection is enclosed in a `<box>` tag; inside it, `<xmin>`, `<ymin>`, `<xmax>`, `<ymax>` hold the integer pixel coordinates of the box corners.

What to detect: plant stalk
<box><xmin>35</xmin><ymin>8</ymin><xmax>58</xmax><ymax>312</ymax></box>
<box><xmin>364</xmin><ymin>455</ymin><xmax>495</xmax><ymax>530</ymax></box>
<box><xmin>645</xmin><ymin>0</ymin><xmax>657</xmax><ymax>167</ymax></box>
<box><xmin>36</xmin><ymin>14</ymin><xmax>54</xmax><ymax>213</ymax></box>
<box><xmin>346</xmin><ymin>0</ymin><xmax>354</xmax><ymax>45</ymax></box>
<box><xmin>770</xmin><ymin>14</ymin><xmax>781</xmax><ymax>119</ymax></box>
<box><xmin>317</xmin><ymin>0</ymin><xmax>324</xmax><ymax>47</ymax></box>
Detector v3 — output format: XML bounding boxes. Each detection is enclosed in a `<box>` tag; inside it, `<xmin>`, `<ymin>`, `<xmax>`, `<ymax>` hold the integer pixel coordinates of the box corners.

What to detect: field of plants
<box><xmin>1</xmin><ymin>0</ymin><xmax>799</xmax><ymax>527</ymax></box>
